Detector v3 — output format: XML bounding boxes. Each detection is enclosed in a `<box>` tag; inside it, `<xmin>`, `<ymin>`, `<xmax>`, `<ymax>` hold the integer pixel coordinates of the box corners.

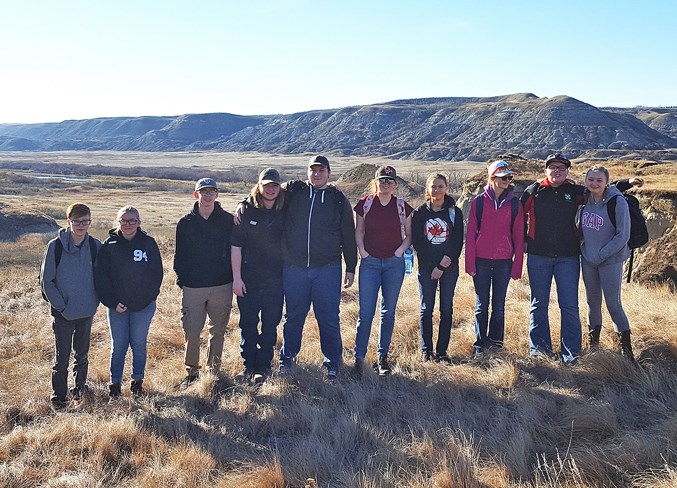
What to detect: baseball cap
<box><xmin>375</xmin><ymin>165</ymin><xmax>397</xmax><ymax>180</ymax></box>
<box><xmin>488</xmin><ymin>160</ymin><xmax>514</xmax><ymax>178</ymax></box>
<box><xmin>308</xmin><ymin>155</ymin><xmax>330</xmax><ymax>171</ymax></box>
<box><xmin>258</xmin><ymin>167</ymin><xmax>281</xmax><ymax>185</ymax></box>
<box><xmin>544</xmin><ymin>153</ymin><xmax>571</xmax><ymax>168</ymax></box>
<box><xmin>195</xmin><ymin>177</ymin><xmax>218</xmax><ymax>192</ymax></box>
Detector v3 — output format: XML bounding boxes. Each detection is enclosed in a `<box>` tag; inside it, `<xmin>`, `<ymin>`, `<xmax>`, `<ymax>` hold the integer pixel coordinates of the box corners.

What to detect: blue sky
<box><xmin>1</xmin><ymin>0</ymin><xmax>675</xmax><ymax>123</ymax></box>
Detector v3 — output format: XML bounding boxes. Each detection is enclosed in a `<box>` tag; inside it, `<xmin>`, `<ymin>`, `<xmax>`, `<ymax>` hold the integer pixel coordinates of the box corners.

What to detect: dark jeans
<box><xmin>418</xmin><ymin>265</ymin><xmax>459</xmax><ymax>356</ymax></box>
<box><xmin>472</xmin><ymin>258</ymin><xmax>512</xmax><ymax>352</ymax></box>
<box><xmin>237</xmin><ymin>277</ymin><xmax>284</xmax><ymax>372</ymax></box>
<box><xmin>51</xmin><ymin>314</ymin><xmax>93</xmax><ymax>402</ymax></box>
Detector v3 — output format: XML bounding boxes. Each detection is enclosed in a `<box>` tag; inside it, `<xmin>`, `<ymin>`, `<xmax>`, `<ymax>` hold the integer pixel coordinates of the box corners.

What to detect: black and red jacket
<box><xmin>520</xmin><ymin>178</ymin><xmax>585</xmax><ymax>257</ymax></box>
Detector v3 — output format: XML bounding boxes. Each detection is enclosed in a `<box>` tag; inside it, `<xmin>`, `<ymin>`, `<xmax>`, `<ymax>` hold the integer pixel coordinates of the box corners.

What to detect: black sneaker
<box><xmin>353</xmin><ymin>358</ymin><xmax>366</xmax><ymax>377</ymax></box>
<box><xmin>235</xmin><ymin>369</ymin><xmax>255</xmax><ymax>383</ymax></box>
<box><xmin>422</xmin><ymin>350</ymin><xmax>434</xmax><ymax>362</ymax></box>
<box><xmin>51</xmin><ymin>399</ymin><xmax>67</xmax><ymax>411</ymax></box>
<box><xmin>71</xmin><ymin>385</ymin><xmax>91</xmax><ymax>401</ymax></box>
<box><xmin>178</xmin><ymin>373</ymin><xmax>199</xmax><ymax>390</ymax></box>
<box><xmin>377</xmin><ymin>356</ymin><xmax>391</xmax><ymax>376</ymax></box>
<box><xmin>131</xmin><ymin>380</ymin><xmax>144</xmax><ymax>397</ymax></box>
<box><xmin>326</xmin><ymin>367</ymin><xmax>338</xmax><ymax>380</ymax></box>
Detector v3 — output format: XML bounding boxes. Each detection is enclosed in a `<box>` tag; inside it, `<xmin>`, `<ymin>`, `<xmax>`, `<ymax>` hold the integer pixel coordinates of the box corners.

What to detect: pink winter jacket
<box><xmin>465</xmin><ymin>187</ymin><xmax>525</xmax><ymax>279</ymax></box>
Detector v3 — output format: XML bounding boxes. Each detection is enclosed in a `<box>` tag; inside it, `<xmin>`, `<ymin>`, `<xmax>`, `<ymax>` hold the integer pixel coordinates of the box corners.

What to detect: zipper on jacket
<box><xmin>307</xmin><ymin>187</ymin><xmax>317</xmax><ymax>267</ymax></box>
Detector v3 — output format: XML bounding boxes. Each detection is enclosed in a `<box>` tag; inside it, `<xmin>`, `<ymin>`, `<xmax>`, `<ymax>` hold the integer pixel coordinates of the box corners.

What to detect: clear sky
<box><xmin>1</xmin><ymin>0</ymin><xmax>675</xmax><ymax>124</ymax></box>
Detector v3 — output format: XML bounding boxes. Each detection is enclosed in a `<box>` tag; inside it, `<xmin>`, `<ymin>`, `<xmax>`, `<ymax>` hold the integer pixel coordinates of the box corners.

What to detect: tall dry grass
<box><xmin>1</xmin><ymin>170</ymin><xmax>676</xmax><ymax>487</ymax></box>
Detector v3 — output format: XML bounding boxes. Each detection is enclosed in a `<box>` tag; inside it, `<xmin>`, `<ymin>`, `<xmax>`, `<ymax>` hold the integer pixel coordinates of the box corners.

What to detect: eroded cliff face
<box><xmin>457</xmin><ymin>157</ymin><xmax>677</xmax><ymax>291</ymax></box>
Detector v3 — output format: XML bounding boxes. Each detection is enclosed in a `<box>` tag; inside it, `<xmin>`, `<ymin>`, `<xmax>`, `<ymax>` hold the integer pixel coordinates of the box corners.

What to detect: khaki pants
<box><xmin>181</xmin><ymin>283</ymin><xmax>233</xmax><ymax>374</ymax></box>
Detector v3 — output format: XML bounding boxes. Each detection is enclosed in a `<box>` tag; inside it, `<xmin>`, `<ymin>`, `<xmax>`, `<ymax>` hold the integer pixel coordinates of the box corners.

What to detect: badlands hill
<box><xmin>1</xmin><ymin>94</ymin><xmax>676</xmax><ymax>161</ymax></box>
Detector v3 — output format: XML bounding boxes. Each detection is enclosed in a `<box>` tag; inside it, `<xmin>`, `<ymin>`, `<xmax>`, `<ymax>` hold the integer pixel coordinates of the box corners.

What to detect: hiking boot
<box><xmin>51</xmin><ymin>399</ymin><xmax>67</xmax><ymax>411</ymax></box>
<box><xmin>435</xmin><ymin>353</ymin><xmax>452</xmax><ymax>364</ymax></box>
<box><xmin>618</xmin><ymin>330</ymin><xmax>636</xmax><ymax>363</ymax></box>
<box><xmin>71</xmin><ymin>385</ymin><xmax>91</xmax><ymax>402</ymax></box>
<box><xmin>130</xmin><ymin>380</ymin><xmax>144</xmax><ymax>397</ymax></box>
<box><xmin>588</xmin><ymin>326</ymin><xmax>601</xmax><ymax>350</ymax></box>
<box><xmin>235</xmin><ymin>369</ymin><xmax>255</xmax><ymax>384</ymax></box>
<box><xmin>178</xmin><ymin>373</ymin><xmax>199</xmax><ymax>390</ymax></box>
<box><xmin>376</xmin><ymin>356</ymin><xmax>391</xmax><ymax>376</ymax></box>
<box><xmin>326</xmin><ymin>366</ymin><xmax>338</xmax><ymax>380</ymax></box>
<box><xmin>279</xmin><ymin>358</ymin><xmax>295</xmax><ymax>375</ymax></box>
<box><xmin>354</xmin><ymin>358</ymin><xmax>366</xmax><ymax>377</ymax></box>
<box><xmin>109</xmin><ymin>383</ymin><xmax>122</xmax><ymax>398</ymax></box>
<box><xmin>422</xmin><ymin>350</ymin><xmax>434</xmax><ymax>362</ymax></box>
<box><xmin>252</xmin><ymin>373</ymin><xmax>265</xmax><ymax>385</ymax></box>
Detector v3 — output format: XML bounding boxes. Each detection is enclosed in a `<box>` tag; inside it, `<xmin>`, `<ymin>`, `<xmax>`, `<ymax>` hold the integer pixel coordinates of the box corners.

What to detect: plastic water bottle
<box><xmin>404</xmin><ymin>248</ymin><xmax>414</xmax><ymax>274</ymax></box>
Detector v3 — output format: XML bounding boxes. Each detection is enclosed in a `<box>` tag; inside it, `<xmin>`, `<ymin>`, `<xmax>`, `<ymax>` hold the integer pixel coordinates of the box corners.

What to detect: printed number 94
<box><xmin>134</xmin><ymin>249</ymin><xmax>148</xmax><ymax>262</ymax></box>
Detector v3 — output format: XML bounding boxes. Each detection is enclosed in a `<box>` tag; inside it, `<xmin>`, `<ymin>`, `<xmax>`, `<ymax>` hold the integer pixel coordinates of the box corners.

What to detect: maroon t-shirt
<box><xmin>354</xmin><ymin>195</ymin><xmax>413</xmax><ymax>259</ymax></box>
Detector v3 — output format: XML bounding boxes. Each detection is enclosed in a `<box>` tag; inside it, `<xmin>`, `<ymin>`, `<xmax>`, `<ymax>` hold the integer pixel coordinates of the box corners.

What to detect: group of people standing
<box><xmin>39</xmin><ymin>153</ymin><xmax>642</xmax><ymax>409</ymax></box>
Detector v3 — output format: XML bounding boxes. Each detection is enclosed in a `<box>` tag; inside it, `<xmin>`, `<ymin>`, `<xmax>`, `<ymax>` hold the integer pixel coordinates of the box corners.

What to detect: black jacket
<box><xmin>411</xmin><ymin>195</ymin><xmax>464</xmax><ymax>271</ymax></box>
<box><xmin>521</xmin><ymin>179</ymin><xmax>586</xmax><ymax>257</ymax></box>
<box><xmin>282</xmin><ymin>180</ymin><xmax>357</xmax><ymax>273</ymax></box>
<box><xmin>230</xmin><ymin>197</ymin><xmax>284</xmax><ymax>284</ymax></box>
<box><xmin>174</xmin><ymin>201</ymin><xmax>234</xmax><ymax>288</ymax></box>
<box><xmin>94</xmin><ymin>229</ymin><xmax>163</xmax><ymax>312</ymax></box>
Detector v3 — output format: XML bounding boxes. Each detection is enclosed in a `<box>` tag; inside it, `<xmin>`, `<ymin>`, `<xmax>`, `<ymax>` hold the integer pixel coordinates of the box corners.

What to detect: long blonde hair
<box><xmin>250</xmin><ymin>183</ymin><xmax>285</xmax><ymax>210</ymax></box>
<box><xmin>115</xmin><ymin>205</ymin><xmax>140</xmax><ymax>231</ymax></box>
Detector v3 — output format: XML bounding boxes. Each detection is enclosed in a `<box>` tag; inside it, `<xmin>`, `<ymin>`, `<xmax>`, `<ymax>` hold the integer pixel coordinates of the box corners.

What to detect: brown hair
<box><xmin>585</xmin><ymin>165</ymin><xmax>610</xmax><ymax>183</ymax></box>
<box><xmin>66</xmin><ymin>203</ymin><xmax>91</xmax><ymax>220</ymax></box>
<box><xmin>424</xmin><ymin>174</ymin><xmax>448</xmax><ymax>200</ymax></box>
<box><xmin>250</xmin><ymin>183</ymin><xmax>285</xmax><ymax>210</ymax></box>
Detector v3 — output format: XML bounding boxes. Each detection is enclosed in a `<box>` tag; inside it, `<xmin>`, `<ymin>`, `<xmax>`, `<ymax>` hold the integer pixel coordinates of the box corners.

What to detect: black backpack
<box><xmin>607</xmin><ymin>193</ymin><xmax>649</xmax><ymax>282</ymax></box>
<box><xmin>40</xmin><ymin>236</ymin><xmax>98</xmax><ymax>301</ymax></box>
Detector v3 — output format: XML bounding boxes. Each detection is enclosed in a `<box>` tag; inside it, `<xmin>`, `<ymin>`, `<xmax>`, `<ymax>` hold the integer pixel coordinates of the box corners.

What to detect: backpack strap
<box><xmin>607</xmin><ymin>194</ymin><xmax>618</xmax><ymax>228</ymax></box>
<box><xmin>475</xmin><ymin>195</ymin><xmax>484</xmax><ymax>236</ymax></box>
<box><xmin>88</xmin><ymin>235</ymin><xmax>98</xmax><ymax>264</ymax></box>
<box><xmin>396</xmin><ymin>197</ymin><xmax>406</xmax><ymax>240</ymax></box>
<box><xmin>53</xmin><ymin>238</ymin><xmax>63</xmax><ymax>267</ymax></box>
<box><xmin>448</xmin><ymin>206</ymin><xmax>457</xmax><ymax>228</ymax></box>
<box><xmin>361</xmin><ymin>194</ymin><xmax>375</xmax><ymax>218</ymax></box>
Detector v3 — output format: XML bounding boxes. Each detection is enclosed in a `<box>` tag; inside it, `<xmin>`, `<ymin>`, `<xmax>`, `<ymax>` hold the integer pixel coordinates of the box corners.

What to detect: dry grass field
<box><xmin>0</xmin><ymin>153</ymin><xmax>676</xmax><ymax>487</ymax></box>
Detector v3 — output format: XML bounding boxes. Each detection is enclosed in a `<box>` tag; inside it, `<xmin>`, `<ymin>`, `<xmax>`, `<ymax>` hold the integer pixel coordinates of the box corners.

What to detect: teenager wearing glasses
<box><xmin>94</xmin><ymin>206</ymin><xmax>163</xmax><ymax>399</ymax></box>
<box><xmin>353</xmin><ymin>166</ymin><xmax>413</xmax><ymax>376</ymax></box>
<box><xmin>465</xmin><ymin>161</ymin><xmax>524</xmax><ymax>359</ymax></box>
<box><xmin>521</xmin><ymin>153</ymin><xmax>586</xmax><ymax>364</ymax></box>
<box><xmin>40</xmin><ymin>203</ymin><xmax>101</xmax><ymax>410</ymax></box>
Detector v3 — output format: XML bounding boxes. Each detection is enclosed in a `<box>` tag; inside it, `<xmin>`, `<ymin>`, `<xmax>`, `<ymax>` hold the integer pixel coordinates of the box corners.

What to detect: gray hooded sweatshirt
<box><xmin>40</xmin><ymin>228</ymin><xmax>101</xmax><ymax>320</ymax></box>
<box><xmin>579</xmin><ymin>185</ymin><xmax>631</xmax><ymax>266</ymax></box>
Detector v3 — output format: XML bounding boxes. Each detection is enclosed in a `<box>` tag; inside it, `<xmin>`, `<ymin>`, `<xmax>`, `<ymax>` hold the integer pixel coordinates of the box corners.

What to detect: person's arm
<box><xmin>173</xmin><ymin>220</ymin><xmax>188</xmax><ymax>288</ymax></box>
<box><xmin>599</xmin><ymin>197</ymin><xmax>632</xmax><ymax>262</ymax></box>
<box><xmin>40</xmin><ymin>240</ymin><xmax>66</xmax><ymax>312</ymax></box>
<box><xmin>93</xmin><ymin>242</ymin><xmax>118</xmax><ymax>309</ymax></box>
<box><xmin>465</xmin><ymin>199</ymin><xmax>478</xmax><ymax>276</ymax></box>
<box><xmin>231</xmin><ymin>246</ymin><xmax>246</xmax><ymax>297</ymax></box>
<box><xmin>450</xmin><ymin>207</ymin><xmax>464</xmax><ymax>262</ymax></box>
<box><xmin>355</xmin><ymin>214</ymin><xmax>368</xmax><ymax>259</ymax></box>
<box><xmin>394</xmin><ymin>213</ymin><xmax>413</xmax><ymax>258</ymax></box>
<box><xmin>511</xmin><ymin>200</ymin><xmax>525</xmax><ymax>279</ymax></box>
<box><xmin>148</xmin><ymin>237</ymin><xmax>164</xmax><ymax>296</ymax></box>
<box><xmin>340</xmin><ymin>197</ymin><xmax>357</xmax><ymax>287</ymax></box>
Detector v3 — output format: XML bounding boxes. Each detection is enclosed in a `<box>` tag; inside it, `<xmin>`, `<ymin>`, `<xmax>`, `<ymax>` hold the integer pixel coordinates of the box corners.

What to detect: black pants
<box><xmin>51</xmin><ymin>315</ymin><xmax>93</xmax><ymax>402</ymax></box>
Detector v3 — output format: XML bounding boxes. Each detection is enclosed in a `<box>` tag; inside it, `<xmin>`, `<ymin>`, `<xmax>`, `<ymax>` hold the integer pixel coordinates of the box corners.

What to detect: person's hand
<box><xmin>629</xmin><ymin>177</ymin><xmax>644</xmax><ymax>188</ymax></box>
<box><xmin>394</xmin><ymin>247</ymin><xmax>405</xmax><ymax>258</ymax></box>
<box><xmin>232</xmin><ymin>277</ymin><xmax>246</xmax><ymax>297</ymax></box>
<box><xmin>233</xmin><ymin>202</ymin><xmax>245</xmax><ymax>225</ymax></box>
<box><xmin>344</xmin><ymin>272</ymin><xmax>355</xmax><ymax>288</ymax></box>
<box><xmin>359</xmin><ymin>249</ymin><xmax>370</xmax><ymax>259</ymax></box>
<box><xmin>439</xmin><ymin>255</ymin><xmax>452</xmax><ymax>268</ymax></box>
<box><xmin>431</xmin><ymin>267</ymin><xmax>443</xmax><ymax>280</ymax></box>
<box><xmin>115</xmin><ymin>303</ymin><xmax>127</xmax><ymax>313</ymax></box>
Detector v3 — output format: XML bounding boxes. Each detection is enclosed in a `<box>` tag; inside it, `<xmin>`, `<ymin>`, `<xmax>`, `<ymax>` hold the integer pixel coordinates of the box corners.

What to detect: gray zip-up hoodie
<box><xmin>40</xmin><ymin>228</ymin><xmax>101</xmax><ymax>320</ymax></box>
<box><xmin>579</xmin><ymin>185</ymin><xmax>631</xmax><ymax>266</ymax></box>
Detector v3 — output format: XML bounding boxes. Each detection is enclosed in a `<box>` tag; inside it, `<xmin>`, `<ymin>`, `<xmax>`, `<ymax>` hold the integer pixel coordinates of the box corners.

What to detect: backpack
<box><xmin>607</xmin><ymin>192</ymin><xmax>648</xmax><ymax>283</ymax></box>
<box><xmin>41</xmin><ymin>235</ymin><xmax>98</xmax><ymax>301</ymax></box>
<box><xmin>474</xmin><ymin>194</ymin><xmax>518</xmax><ymax>236</ymax></box>
<box><xmin>362</xmin><ymin>194</ymin><xmax>408</xmax><ymax>240</ymax></box>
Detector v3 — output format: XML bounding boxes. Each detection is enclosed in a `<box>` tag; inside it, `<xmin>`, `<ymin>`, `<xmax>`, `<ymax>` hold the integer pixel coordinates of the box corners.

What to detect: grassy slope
<box><xmin>0</xmin><ymin>163</ymin><xmax>676</xmax><ymax>487</ymax></box>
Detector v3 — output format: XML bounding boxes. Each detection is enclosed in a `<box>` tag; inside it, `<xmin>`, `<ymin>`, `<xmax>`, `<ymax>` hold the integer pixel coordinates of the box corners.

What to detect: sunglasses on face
<box><xmin>378</xmin><ymin>177</ymin><xmax>396</xmax><ymax>184</ymax></box>
<box><xmin>494</xmin><ymin>175</ymin><xmax>513</xmax><ymax>181</ymax></box>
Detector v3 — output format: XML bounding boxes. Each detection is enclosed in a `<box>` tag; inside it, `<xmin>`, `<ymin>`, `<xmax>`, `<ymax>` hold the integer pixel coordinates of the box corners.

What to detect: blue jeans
<box><xmin>527</xmin><ymin>254</ymin><xmax>582</xmax><ymax>362</ymax></box>
<box><xmin>473</xmin><ymin>258</ymin><xmax>512</xmax><ymax>352</ymax></box>
<box><xmin>51</xmin><ymin>315</ymin><xmax>93</xmax><ymax>402</ymax></box>
<box><xmin>418</xmin><ymin>265</ymin><xmax>459</xmax><ymax>356</ymax></box>
<box><xmin>107</xmin><ymin>301</ymin><xmax>156</xmax><ymax>384</ymax></box>
<box><xmin>354</xmin><ymin>255</ymin><xmax>405</xmax><ymax>360</ymax></box>
<box><xmin>280</xmin><ymin>261</ymin><xmax>343</xmax><ymax>369</ymax></box>
<box><xmin>237</xmin><ymin>277</ymin><xmax>284</xmax><ymax>372</ymax></box>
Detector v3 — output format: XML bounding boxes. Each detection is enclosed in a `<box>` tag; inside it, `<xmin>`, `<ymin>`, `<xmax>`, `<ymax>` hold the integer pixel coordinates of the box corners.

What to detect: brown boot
<box><xmin>618</xmin><ymin>330</ymin><xmax>636</xmax><ymax>363</ymax></box>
